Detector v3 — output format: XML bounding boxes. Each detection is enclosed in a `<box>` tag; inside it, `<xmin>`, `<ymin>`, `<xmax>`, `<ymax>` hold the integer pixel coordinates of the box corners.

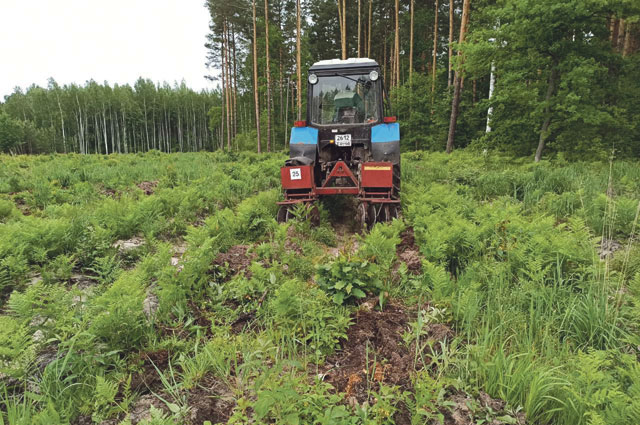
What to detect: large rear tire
<box><xmin>308</xmin><ymin>204</ymin><xmax>320</xmax><ymax>227</ymax></box>
<box><xmin>356</xmin><ymin>203</ymin><xmax>369</xmax><ymax>232</ymax></box>
<box><xmin>277</xmin><ymin>205</ymin><xmax>288</xmax><ymax>223</ymax></box>
<box><xmin>393</xmin><ymin>163</ymin><xmax>401</xmax><ymax>199</ymax></box>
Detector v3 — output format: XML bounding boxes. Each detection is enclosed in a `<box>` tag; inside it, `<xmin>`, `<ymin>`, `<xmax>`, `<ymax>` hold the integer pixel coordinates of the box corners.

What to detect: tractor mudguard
<box><xmin>370</xmin><ymin>123</ymin><xmax>400</xmax><ymax>164</ymax></box>
<box><xmin>289</xmin><ymin>127</ymin><xmax>318</xmax><ymax>164</ymax></box>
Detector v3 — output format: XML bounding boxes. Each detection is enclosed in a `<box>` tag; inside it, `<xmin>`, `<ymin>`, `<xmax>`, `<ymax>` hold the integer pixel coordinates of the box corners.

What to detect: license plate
<box><xmin>335</xmin><ymin>134</ymin><xmax>352</xmax><ymax>147</ymax></box>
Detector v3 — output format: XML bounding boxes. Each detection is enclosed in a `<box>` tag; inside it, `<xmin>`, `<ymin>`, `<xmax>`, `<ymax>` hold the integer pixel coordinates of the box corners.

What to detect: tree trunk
<box><xmin>225</xmin><ymin>22</ymin><xmax>234</xmax><ymax>146</ymax></box>
<box><xmin>252</xmin><ymin>0</ymin><xmax>262</xmax><ymax>153</ymax></box>
<box><xmin>297</xmin><ymin>0</ymin><xmax>303</xmax><ymax>120</ymax></box>
<box><xmin>122</xmin><ymin>108</ymin><xmax>128</xmax><ymax>154</ymax></box>
<box><xmin>265</xmin><ymin>0</ymin><xmax>272</xmax><ymax>152</ymax></box>
<box><xmin>617</xmin><ymin>19</ymin><xmax>626</xmax><ymax>53</ymax></box>
<box><xmin>285</xmin><ymin>76</ymin><xmax>290</xmax><ymax>147</ymax></box>
<box><xmin>358</xmin><ymin>0</ymin><xmax>362</xmax><ymax>58</ymax></box>
<box><xmin>222</xmin><ymin>24</ymin><xmax>231</xmax><ymax>149</ymax></box>
<box><xmin>231</xmin><ymin>24</ymin><xmax>239</xmax><ymax>138</ymax></box>
<box><xmin>337</xmin><ymin>0</ymin><xmax>344</xmax><ymax>58</ymax></box>
<box><xmin>102</xmin><ymin>104</ymin><xmax>109</xmax><ymax>154</ymax></box>
<box><xmin>409</xmin><ymin>0</ymin><xmax>414</xmax><ymax>87</ymax></box>
<box><xmin>610</xmin><ymin>17</ymin><xmax>619</xmax><ymax>49</ymax></box>
<box><xmin>623</xmin><ymin>23</ymin><xmax>633</xmax><ymax>57</ymax></box>
<box><xmin>54</xmin><ymin>90</ymin><xmax>67</xmax><ymax>153</ymax></box>
<box><xmin>367</xmin><ymin>0</ymin><xmax>372</xmax><ymax>58</ymax></box>
<box><xmin>279</xmin><ymin>47</ymin><xmax>284</xmax><ymax>149</ymax></box>
<box><xmin>343</xmin><ymin>0</ymin><xmax>347</xmax><ymax>59</ymax></box>
<box><xmin>395</xmin><ymin>0</ymin><xmax>400</xmax><ymax>89</ymax></box>
<box><xmin>431</xmin><ymin>0</ymin><xmax>439</xmax><ymax>94</ymax></box>
<box><xmin>485</xmin><ymin>61</ymin><xmax>495</xmax><ymax>133</ymax></box>
<box><xmin>383</xmin><ymin>32</ymin><xmax>388</xmax><ymax>86</ymax></box>
<box><xmin>445</xmin><ymin>0</ymin><xmax>470</xmax><ymax>154</ymax></box>
<box><xmin>535</xmin><ymin>68</ymin><xmax>558</xmax><ymax>162</ymax></box>
<box><xmin>448</xmin><ymin>0</ymin><xmax>454</xmax><ymax>87</ymax></box>
<box><xmin>143</xmin><ymin>97</ymin><xmax>149</xmax><ymax>151</ymax></box>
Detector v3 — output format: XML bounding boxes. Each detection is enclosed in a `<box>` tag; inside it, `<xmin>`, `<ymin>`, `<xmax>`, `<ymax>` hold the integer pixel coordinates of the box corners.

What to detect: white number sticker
<box><xmin>289</xmin><ymin>168</ymin><xmax>302</xmax><ymax>180</ymax></box>
<box><xmin>335</xmin><ymin>134</ymin><xmax>352</xmax><ymax>147</ymax></box>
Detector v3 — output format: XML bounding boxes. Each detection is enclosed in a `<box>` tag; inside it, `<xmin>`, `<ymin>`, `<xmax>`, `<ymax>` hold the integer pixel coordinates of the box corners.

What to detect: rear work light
<box><xmin>383</xmin><ymin>116</ymin><xmax>397</xmax><ymax>123</ymax></box>
<box><xmin>294</xmin><ymin>120</ymin><xmax>307</xmax><ymax>127</ymax></box>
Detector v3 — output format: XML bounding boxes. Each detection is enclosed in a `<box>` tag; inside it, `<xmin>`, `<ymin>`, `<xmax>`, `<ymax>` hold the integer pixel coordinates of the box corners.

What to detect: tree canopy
<box><xmin>1</xmin><ymin>0</ymin><xmax>638</xmax><ymax>159</ymax></box>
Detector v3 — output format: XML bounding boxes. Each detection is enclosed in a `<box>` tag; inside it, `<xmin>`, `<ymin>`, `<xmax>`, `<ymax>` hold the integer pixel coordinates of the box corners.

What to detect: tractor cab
<box><xmin>279</xmin><ymin>58</ymin><xmax>401</xmax><ymax>228</ymax></box>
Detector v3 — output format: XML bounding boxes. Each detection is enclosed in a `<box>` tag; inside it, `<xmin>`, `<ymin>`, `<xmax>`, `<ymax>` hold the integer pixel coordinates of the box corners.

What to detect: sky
<box><xmin>0</xmin><ymin>0</ymin><xmax>212</xmax><ymax>100</ymax></box>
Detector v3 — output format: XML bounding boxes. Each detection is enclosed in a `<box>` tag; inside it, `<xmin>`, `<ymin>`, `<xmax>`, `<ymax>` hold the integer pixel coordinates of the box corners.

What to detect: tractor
<box><xmin>277</xmin><ymin>58</ymin><xmax>400</xmax><ymax>229</ymax></box>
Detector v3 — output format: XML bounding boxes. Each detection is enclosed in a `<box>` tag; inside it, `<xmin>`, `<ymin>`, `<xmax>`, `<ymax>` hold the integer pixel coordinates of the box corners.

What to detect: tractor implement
<box><xmin>277</xmin><ymin>58</ymin><xmax>401</xmax><ymax>229</ymax></box>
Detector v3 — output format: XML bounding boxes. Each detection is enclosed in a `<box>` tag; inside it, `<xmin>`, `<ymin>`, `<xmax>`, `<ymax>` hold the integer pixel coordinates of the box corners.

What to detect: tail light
<box><xmin>383</xmin><ymin>116</ymin><xmax>397</xmax><ymax>123</ymax></box>
<box><xmin>294</xmin><ymin>120</ymin><xmax>307</xmax><ymax>127</ymax></box>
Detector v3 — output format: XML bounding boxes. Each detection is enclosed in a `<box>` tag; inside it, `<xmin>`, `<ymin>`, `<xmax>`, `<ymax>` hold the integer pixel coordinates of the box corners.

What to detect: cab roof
<box><xmin>309</xmin><ymin>58</ymin><xmax>379</xmax><ymax>71</ymax></box>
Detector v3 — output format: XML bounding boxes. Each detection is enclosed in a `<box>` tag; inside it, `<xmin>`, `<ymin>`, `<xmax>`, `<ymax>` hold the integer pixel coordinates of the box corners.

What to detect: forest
<box><xmin>2</xmin><ymin>1</ymin><xmax>640</xmax><ymax>424</ymax></box>
<box><xmin>1</xmin><ymin>0</ymin><xmax>639</xmax><ymax>159</ymax></box>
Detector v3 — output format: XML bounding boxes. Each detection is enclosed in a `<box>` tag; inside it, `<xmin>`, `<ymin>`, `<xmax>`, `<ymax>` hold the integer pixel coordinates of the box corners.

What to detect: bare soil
<box><xmin>137</xmin><ymin>180</ymin><xmax>158</xmax><ymax>195</ymax></box>
<box><xmin>321</xmin><ymin>300</ymin><xmax>415</xmax><ymax>423</ymax></box>
<box><xmin>396</xmin><ymin>227</ymin><xmax>423</xmax><ymax>274</ymax></box>
<box><xmin>185</xmin><ymin>373</ymin><xmax>236</xmax><ymax>425</ymax></box>
<box><xmin>130</xmin><ymin>349</ymin><xmax>171</xmax><ymax>394</ymax></box>
<box><xmin>211</xmin><ymin>245</ymin><xmax>255</xmax><ymax>281</ymax></box>
<box><xmin>102</xmin><ymin>187</ymin><xmax>120</xmax><ymax>199</ymax></box>
<box><xmin>320</xmin><ymin>298</ymin><xmax>463</xmax><ymax>424</ymax></box>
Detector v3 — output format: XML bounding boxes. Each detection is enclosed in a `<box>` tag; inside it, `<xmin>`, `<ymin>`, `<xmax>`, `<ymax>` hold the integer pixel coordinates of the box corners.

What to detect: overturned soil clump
<box><xmin>186</xmin><ymin>373</ymin><xmax>236</xmax><ymax>425</ymax></box>
<box><xmin>396</xmin><ymin>227</ymin><xmax>423</xmax><ymax>274</ymax></box>
<box><xmin>130</xmin><ymin>349</ymin><xmax>171</xmax><ymax>394</ymax></box>
<box><xmin>322</xmin><ymin>300</ymin><xmax>413</xmax><ymax>402</ymax></box>
<box><xmin>321</xmin><ymin>299</ymin><xmax>455</xmax><ymax>424</ymax></box>
<box><xmin>211</xmin><ymin>245</ymin><xmax>255</xmax><ymax>281</ymax></box>
<box><xmin>137</xmin><ymin>180</ymin><xmax>158</xmax><ymax>195</ymax></box>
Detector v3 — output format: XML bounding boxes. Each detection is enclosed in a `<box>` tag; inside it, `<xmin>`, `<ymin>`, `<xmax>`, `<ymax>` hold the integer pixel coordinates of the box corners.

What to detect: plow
<box><xmin>277</xmin><ymin>58</ymin><xmax>401</xmax><ymax>229</ymax></box>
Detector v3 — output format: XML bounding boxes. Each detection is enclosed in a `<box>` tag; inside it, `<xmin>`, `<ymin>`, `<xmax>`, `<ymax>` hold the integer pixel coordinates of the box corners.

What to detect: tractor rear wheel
<box><xmin>356</xmin><ymin>203</ymin><xmax>369</xmax><ymax>232</ymax></box>
<box><xmin>277</xmin><ymin>205</ymin><xmax>288</xmax><ymax>223</ymax></box>
<box><xmin>308</xmin><ymin>204</ymin><xmax>320</xmax><ymax>226</ymax></box>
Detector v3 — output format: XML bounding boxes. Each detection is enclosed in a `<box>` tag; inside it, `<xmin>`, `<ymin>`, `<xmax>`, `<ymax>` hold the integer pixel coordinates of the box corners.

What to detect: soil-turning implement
<box><xmin>278</xmin><ymin>58</ymin><xmax>400</xmax><ymax>228</ymax></box>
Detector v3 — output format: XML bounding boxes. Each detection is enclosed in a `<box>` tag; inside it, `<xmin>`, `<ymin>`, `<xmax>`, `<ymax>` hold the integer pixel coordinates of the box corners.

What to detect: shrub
<box><xmin>0</xmin><ymin>199</ymin><xmax>17</xmax><ymax>222</ymax></box>
<box><xmin>316</xmin><ymin>255</ymin><xmax>382</xmax><ymax>305</ymax></box>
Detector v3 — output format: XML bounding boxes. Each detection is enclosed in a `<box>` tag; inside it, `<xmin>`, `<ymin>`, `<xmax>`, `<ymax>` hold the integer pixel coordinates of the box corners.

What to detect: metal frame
<box><xmin>277</xmin><ymin>160</ymin><xmax>399</xmax><ymax>207</ymax></box>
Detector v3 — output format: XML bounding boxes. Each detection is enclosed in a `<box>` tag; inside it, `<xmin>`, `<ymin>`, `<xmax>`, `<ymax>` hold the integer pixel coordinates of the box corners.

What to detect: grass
<box><xmin>0</xmin><ymin>150</ymin><xmax>639</xmax><ymax>424</ymax></box>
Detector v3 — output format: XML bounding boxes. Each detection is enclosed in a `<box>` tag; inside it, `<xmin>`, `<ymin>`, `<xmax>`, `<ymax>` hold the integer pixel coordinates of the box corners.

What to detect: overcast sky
<box><xmin>0</xmin><ymin>0</ymin><xmax>212</xmax><ymax>100</ymax></box>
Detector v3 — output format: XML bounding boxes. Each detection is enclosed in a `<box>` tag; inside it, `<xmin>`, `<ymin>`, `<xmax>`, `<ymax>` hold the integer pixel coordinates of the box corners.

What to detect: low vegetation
<box><xmin>0</xmin><ymin>151</ymin><xmax>639</xmax><ymax>424</ymax></box>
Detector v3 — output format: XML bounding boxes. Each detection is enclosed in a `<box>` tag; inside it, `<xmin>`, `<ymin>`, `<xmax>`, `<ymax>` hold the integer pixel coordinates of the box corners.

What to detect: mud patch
<box><xmin>396</xmin><ymin>227</ymin><xmax>422</xmax><ymax>274</ymax></box>
<box><xmin>322</xmin><ymin>300</ymin><xmax>413</xmax><ymax>402</ymax></box>
<box><xmin>186</xmin><ymin>373</ymin><xmax>236</xmax><ymax>425</ymax></box>
<box><xmin>230</xmin><ymin>311</ymin><xmax>256</xmax><ymax>334</ymax></box>
<box><xmin>102</xmin><ymin>187</ymin><xmax>121</xmax><ymax>199</ymax></box>
<box><xmin>211</xmin><ymin>245</ymin><xmax>254</xmax><ymax>281</ymax></box>
<box><xmin>137</xmin><ymin>180</ymin><xmax>158</xmax><ymax>195</ymax></box>
<box><xmin>13</xmin><ymin>196</ymin><xmax>32</xmax><ymax>216</ymax></box>
<box><xmin>130</xmin><ymin>349</ymin><xmax>171</xmax><ymax>394</ymax></box>
<box><xmin>322</xmin><ymin>300</ymin><xmax>458</xmax><ymax>424</ymax></box>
